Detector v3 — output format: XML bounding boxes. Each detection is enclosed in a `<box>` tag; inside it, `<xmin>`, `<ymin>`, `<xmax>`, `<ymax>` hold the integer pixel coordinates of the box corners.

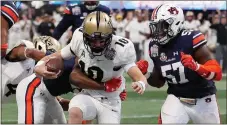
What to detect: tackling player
<box><xmin>1</xmin><ymin>1</ymin><xmax>19</xmax><ymax>56</ymax></box>
<box><xmin>137</xmin><ymin>4</ymin><xmax>222</xmax><ymax>124</ymax></box>
<box><xmin>53</xmin><ymin>1</ymin><xmax>110</xmax><ymax>40</ymax></box>
<box><xmin>2</xmin><ymin>36</ymin><xmax>61</xmax><ymax>103</ymax></box>
<box><xmin>34</xmin><ymin>11</ymin><xmax>148</xmax><ymax>124</ymax></box>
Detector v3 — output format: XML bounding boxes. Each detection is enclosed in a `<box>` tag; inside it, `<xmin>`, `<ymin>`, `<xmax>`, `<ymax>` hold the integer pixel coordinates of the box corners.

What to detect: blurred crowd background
<box><xmin>8</xmin><ymin>1</ymin><xmax>227</xmax><ymax>73</ymax></box>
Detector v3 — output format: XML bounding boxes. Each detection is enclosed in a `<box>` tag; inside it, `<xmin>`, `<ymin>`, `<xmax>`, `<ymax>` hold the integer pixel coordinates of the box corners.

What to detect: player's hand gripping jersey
<box><xmin>61</xmin><ymin>28</ymin><xmax>136</xmax><ymax>99</ymax></box>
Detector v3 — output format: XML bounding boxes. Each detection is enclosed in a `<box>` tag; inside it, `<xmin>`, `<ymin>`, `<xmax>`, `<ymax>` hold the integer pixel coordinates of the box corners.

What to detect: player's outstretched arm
<box><xmin>5</xmin><ymin>45</ymin><xmax>46</xmax><ymax>62</ymax></box>
<box><xmin>127</xmin><ymin>65</ymin><xmax>148</xmax><ymax>94</ymax></box>
<box><xmin>181</xmin><ymin>45</ymin><xmax>222</xmax><ymax>81</ymax></box>
<box><xmin>69</xmin><ymin>64</ymin><xmax>105</xmax><ymax>90</ymax></box>
<box><xmin>136</xmin><ymin>60</ymin><xmax>165</xmax><ymax>88</ymax></box>
<box><xmin>70</xmin><ymin>62</ymin><xmax>122</xmax><ymax>92</ymax></box>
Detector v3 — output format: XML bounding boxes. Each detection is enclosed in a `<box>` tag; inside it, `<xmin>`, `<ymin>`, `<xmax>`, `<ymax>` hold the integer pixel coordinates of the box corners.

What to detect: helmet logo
<box><xmin>168</xmin><ymin>7</ymin><xmax>179</xmax><ymax>15</ymax></box>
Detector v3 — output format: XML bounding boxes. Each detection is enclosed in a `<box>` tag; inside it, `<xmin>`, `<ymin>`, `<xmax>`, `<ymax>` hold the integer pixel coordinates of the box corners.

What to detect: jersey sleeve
<box><xmin>6</xmin><ymin>40</ymin><xmax>34</xmax><ymax>56</ymax></box>
<box><xmin>192</xmin><ymin>31</ymin><xmax>207</xmax><ymax>49</ymax></box>
<box><xmin>60</xmin><ymin>28</ymin><xmax>82</xmax><ymax>60</ymax></box>
<box><xmin>1</xmin><ymin>1</ymin><xmax>19</xmax><ymax>28</ymax></box>
<box><xmin>114</xmin><ymin>37</ymin><xmax>136</xmax><ymax>71</ymax></box>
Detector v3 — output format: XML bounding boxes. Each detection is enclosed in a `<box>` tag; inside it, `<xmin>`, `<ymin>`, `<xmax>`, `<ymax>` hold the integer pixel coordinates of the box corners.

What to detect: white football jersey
<box><xmin>1</xmin><ymin>40</ymin><xmax>36</xmax><ymax>103</ymax></box>
<box><xmin>61</xmin><ymin>28</ymin><xmax>136</xmax><ymax>99</ymax></box>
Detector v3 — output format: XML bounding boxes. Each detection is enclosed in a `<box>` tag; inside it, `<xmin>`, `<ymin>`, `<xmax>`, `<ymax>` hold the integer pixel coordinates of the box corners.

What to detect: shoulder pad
<box><xmin>113</xmin><ymin>36</ymin><xmax>136</xmax><ymax>65</ymax></box>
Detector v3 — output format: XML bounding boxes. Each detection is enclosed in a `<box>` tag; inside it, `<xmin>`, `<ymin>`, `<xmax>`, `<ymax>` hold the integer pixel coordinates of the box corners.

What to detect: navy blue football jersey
<box><xmin>149</xmin><ymin>30</ymin><xmax>216</xmax><ymax>98</ymax></box>
<box><xmin>44</xmin><ymin>57</ymin><xmax>76</xmax><ymax>96</ymax></box>
<box><xmin>1</xmin><ymin>1</ymin><xmax>19</xmax><ymax>28</ymax></box>
<box><xmin>53</xmin><ymin>4</ymin><xmax>110</xmax><ymax>40</ymax></box>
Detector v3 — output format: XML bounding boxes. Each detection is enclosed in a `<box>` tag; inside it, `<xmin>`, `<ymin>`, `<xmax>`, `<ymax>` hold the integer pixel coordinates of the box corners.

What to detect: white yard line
<box><xmin>2</xmin><ymin>113</ymin><xmax>226</xmax><ymax>122</ymax></box>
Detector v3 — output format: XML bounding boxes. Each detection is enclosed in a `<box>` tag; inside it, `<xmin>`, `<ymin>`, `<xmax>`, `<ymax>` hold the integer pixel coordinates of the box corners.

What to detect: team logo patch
<box><xmin>150</xmin><ymin>45</ymin><xmax>159</xmax><ymax>57</ymax></box>
<box><xmin>160</xmin><ymin>52</ymin><xmax>167</xmax><ymax>61</ymax></box>
<box><xmin>72</xmin><ymin>6</ymin><xmax>81</xmax><ymax>15</ymax></box>
<box><xmin>104</xmin><ymin>48</ymin><xmax>116</xmax><ymax>60</ymax></box>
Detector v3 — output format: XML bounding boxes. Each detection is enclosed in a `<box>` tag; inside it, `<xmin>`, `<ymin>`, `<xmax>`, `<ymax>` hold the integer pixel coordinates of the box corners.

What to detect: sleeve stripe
<box><xmin>193</xmin><ymin>34</ymin><xmax>205</xmax><ymax>45</ymax></box>
<box><xmin>193</xmin><ymin>40</ymin><xmax>207</xmax><ymax>49</ymax></box>
<box><xmin>206</xmin><ymin>72</ymin><xmax>215</xmax><ymax>80</ymax></box>
<box><xmin>1</xmin><ymin>6</ymin><xmax>18</xmax><ymax>22</ymax></box>
<box><xmin>5</xmin><ymin>5</ymin><xmax>19</xmax><ymax>16</ymax></box>
<box><xmin>193</xmin><ymin>32</ymin><xmax>202</xmax><ymax>39</ymax></box>
<box><xmin>1</xmin><ymin>11</ymin><xmax>14</xmax><ymax>25</ymax></box>
<box><xmin>64</xmin><ymin>7</ymin><xmax>71</xmax><ymax>14</ymax></box>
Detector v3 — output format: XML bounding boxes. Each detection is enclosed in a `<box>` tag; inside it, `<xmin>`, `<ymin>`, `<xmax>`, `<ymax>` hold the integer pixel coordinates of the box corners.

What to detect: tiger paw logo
<box><xmin>168</xmin><ymin>7</ymin><xmax>179</xmax><ymax>15</ymax></box>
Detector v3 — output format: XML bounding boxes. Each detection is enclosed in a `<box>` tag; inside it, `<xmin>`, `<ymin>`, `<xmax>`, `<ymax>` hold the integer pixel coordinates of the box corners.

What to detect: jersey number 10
<box><xmin>79</xmin><ymin>60</ymin><xmax>104</xmax><ymax>82</ymax></box>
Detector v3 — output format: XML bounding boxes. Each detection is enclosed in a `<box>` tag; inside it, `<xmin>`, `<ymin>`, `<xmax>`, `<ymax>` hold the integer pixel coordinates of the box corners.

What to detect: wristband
<box><xmin>137</xmin><ymin>81</ymin><xmax>146</xmax><ymax>91</ymax></box>
<box><xmin>24</xmin><ymin>47</ymin><xmax>29</xmax><ymax>58</ymax></box>
<box><xmin>195</xmin><ymin>63</ymin><xmax>200</xmax><ymax>71</ymax></box>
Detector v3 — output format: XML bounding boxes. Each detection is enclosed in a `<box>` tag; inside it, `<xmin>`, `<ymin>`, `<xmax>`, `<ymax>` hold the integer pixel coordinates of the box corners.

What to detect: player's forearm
<box><xmin>1</xmin><ymin>17</ymin><xmax>9</xmax><ymax>45</ymax></box>
<box><xmin>69</xmin><ymin>67</ymin><xmax>105</xmax><ymax>90</ymax></box>
<box><xmin>1</xmin><ymin>17</ymin><xmax>9</xmax><ymax>56</ymax></box>
<box><xmin>196</xmin><ymin>59</ymin><xmax>222</xmax><ymax>81</ymax></box>
<box><xmin>147</xmin><ymin>73</ymin><xmax>165</xmax><ymax>88</ymax></box>
<box><xmin>127</xmin><ymin>66</ymin><xmax>148</xmax><ymax>86</ymax></box>
<box><xmin>26</xmin><ymin>48</ymin><xmax>46</xmax><ymax>61</ymax></box>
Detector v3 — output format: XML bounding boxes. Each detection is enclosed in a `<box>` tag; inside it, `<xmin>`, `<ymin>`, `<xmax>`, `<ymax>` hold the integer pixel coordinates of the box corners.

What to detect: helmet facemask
<box><xmin>83</xmin><ymin>32</ymin><xmax>112</xmax><ymax>56</ymax></box>
<box><xmin>150</xmin><ymin>18</ymin><xmax>175</xmax><ymax>45</ymax></box>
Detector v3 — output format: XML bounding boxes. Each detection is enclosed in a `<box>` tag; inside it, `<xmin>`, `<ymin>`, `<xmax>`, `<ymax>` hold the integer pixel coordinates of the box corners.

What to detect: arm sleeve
<box><xmin>116</xmin><ymin>39</ymin><xmax>136</xmax><ymax>71</ymax></box>
<box><xmin>52</xmin><ymin>14</ymin><xmax>73</xmax><ymax>40</ymax></box>
<box><xmin>192</xmin><ymin>31</ymin><xmax>207</xmax><ymax>50</ymax></box>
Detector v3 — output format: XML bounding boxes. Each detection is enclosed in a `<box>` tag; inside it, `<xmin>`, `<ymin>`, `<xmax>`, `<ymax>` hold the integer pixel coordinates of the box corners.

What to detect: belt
<box><xmin>178</xmin><ymin>97</ymin><xmax>197</xmax><ymax>105</ymax></box>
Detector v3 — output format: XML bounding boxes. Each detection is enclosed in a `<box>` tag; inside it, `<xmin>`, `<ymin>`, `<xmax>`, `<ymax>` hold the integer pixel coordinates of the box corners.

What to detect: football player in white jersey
<box><xmin>1</xmin><ymin>36</ymin><xmax>61</xmax><ymax>103</ymax></box>
<box><xmin>34</xmin><ymin>11</ymin><xmax>148</xmax><ymax>124</ymax></box>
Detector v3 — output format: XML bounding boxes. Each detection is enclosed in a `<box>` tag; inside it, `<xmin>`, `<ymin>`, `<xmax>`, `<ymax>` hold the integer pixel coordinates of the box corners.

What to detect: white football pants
<box><xmin>160</xmin><ymin>94</ymin><xmax>220</xmax><ymax>124</ymax></box>
<box><xmin>16</xmin><ymin>74</ymin><xmax>66</xmax><ymax>124</ymax></box>
<box><xmin>69</xmin><ymin>91</ymin><xmax>121</xmax><ymax>123</ymax></box>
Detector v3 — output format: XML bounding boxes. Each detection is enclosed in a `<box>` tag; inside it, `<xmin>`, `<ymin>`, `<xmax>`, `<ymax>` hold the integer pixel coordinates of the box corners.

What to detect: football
<box><xmin>46</xmin><ymin>57</ymin><xmax>64</xmax><ymax>73</ymax></box>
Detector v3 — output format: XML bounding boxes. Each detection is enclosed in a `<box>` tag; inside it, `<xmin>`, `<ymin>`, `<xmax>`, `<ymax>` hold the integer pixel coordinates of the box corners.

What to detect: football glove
<box><xmin>180</xmin><ymin>52</ymin><xmax>199</xmax><ymax>71</ymax></box>
<box><xmin>180</xmin><ymin>52</ymin><xmax>222</xmax><ymax>81</ymax></box>
<box><xmin>120</xmin><ymin>89</ymin><xmax>127</xmax><ymax>101</ymax></box>
<box><xmin>136</xmin><ymin>59</ymin><xmax>149</xmax><ymax>75</ymax></box>
<box><xmin>104</xmin><ymin>77</ymin><xmax>122</xmax><ymax>92</ymax></box>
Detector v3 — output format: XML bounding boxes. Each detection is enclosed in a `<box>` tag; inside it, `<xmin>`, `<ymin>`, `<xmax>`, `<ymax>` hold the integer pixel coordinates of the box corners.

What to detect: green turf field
<box><xmin>1</xmin><ymin>76</ymin><xmax>226</xmax><ymax>124</ymax></box>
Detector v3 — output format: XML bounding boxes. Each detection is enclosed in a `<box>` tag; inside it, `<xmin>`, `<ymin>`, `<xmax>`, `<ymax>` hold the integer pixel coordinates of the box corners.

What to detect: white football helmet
<box><xmin>33</xmin><ymin>36</ymin><xmax>61</xmax><ymax>54</ymax></box>
<box><xmin>150</xmin><ymin>4</ymin><xmax>184</xmax><ymax>45</ymax></box>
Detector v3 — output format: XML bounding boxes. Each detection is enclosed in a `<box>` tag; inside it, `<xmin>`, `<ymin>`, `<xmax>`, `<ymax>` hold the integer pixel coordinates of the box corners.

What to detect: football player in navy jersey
<box><xmin>53</xmin><ymin>1</ymin><xmax>110</xmax><ymax>40</ymax></box>
<box><xmin>137</xmin><ymin>3</ymin><xmax>222</xmax><ymax>124</ymax></box>
<box><xmin>1</xmin><ymin>1</ymin><xmax>19</xmax><ymax>57</ymax></box>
